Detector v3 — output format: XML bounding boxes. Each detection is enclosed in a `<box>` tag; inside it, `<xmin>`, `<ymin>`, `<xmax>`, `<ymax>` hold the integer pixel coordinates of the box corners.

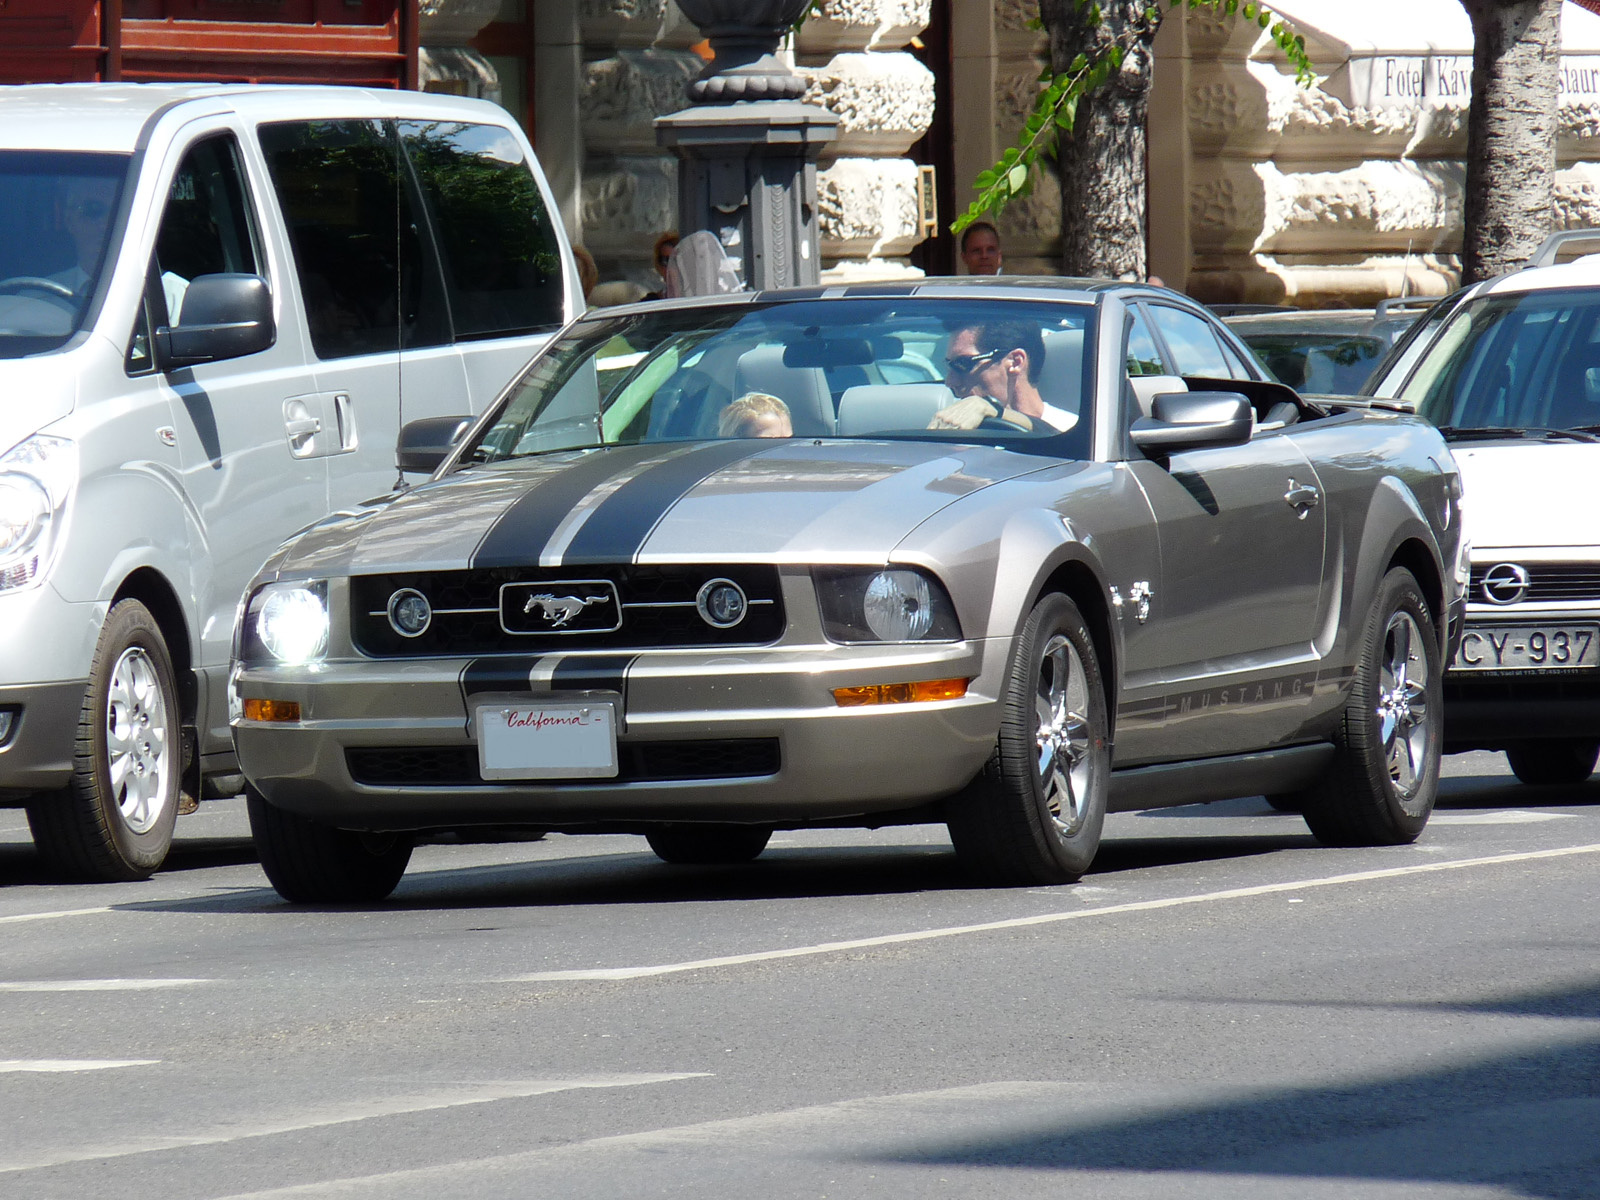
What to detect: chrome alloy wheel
<box><xmin>1377</xmin><ymin>611</ymin><xmax>1431</xmax><ymax>799</ymax></box>
<box><xmin>105</xmin><ymin>646</ymin><xmax>173</xmax><ymax>835</ymax></box>
<box><xmin>1035</xmin><ymin>632</ymin><xmax>1095</xmax><ymax>837</ymax></box>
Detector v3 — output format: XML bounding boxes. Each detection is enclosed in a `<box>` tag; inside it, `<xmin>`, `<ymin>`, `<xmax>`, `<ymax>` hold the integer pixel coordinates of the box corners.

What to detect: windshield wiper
<box><xmin>1435</xmin><ymin>425</ymin><xmax>1600</xmax><ymax>443</ymax></box>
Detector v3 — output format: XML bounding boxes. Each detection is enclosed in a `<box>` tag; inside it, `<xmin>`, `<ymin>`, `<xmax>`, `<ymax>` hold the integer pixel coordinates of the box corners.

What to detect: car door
<box><xmin>144</xmin><ymin>122</ymin><xmax>328</xmax><ymax>754</ymax></box>
<box><xmin>1129</xmin><ymin>302</ymin><xmax>1329</xmax><ymax>758</ymax></box>
<box><xmin>255</xmin><ymin>117</ymin><xmax>469</xmax><ymax>509</ymax></box>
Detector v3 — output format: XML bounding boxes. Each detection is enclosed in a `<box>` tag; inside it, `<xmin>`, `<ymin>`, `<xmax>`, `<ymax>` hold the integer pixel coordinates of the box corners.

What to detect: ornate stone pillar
<box><xmin>417</xmin><ymin>0</ymin><xmax>502</xmax><ymax>100</ymax></box>
<box><xmin>655</xmin><ymin>0</ymin><xmax>839</xmax><ymax>290</ymax></box>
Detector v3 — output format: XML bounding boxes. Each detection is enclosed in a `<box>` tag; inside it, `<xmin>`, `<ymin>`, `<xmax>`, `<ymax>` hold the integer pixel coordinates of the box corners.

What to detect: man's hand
<box><xmin>928</xmin><ymin>395</ymin><xmax>1033</xmax><ymax>431</ymax></box>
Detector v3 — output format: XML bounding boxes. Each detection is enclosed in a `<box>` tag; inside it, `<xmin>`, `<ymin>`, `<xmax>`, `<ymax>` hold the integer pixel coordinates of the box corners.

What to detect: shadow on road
<box><xmin>869</xmin><ymin>976</ymin><xmax>1600</xmax><ymax>1196</ymax></box>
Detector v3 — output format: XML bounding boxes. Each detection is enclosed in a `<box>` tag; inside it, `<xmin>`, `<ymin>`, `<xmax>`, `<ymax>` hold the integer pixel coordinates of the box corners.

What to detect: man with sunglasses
<box><xmin>930</xmin><ymin>318</ymin><xmax>1073</xmax><ymax>432</ymax></box>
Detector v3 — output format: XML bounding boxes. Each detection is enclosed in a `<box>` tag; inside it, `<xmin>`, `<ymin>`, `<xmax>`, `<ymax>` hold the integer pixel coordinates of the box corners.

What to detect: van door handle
<box><xmin>332</xmin><ymin>393</ymin><xmax>357</xmax><ymax>452</ymax></box>
<box><xmin>284</xmin><ymin>416</ymin><xmax>322</xmax><ymax>438</ymax></box>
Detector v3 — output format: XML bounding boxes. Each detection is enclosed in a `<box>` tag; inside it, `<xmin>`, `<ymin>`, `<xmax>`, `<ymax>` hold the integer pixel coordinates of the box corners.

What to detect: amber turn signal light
<box><xmin>243</xmin><ymin>698</ymin><xmax>301</xmax><ymax>723</ymax></box>
<box><xmin>833</xmin><ymin>678</ymin><xmax>969</xmax><ymax>707</ymax></box>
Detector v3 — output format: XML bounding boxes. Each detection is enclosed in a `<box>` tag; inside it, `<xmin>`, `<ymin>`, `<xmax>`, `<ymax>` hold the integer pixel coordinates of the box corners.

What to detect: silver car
<box><xmin>232</xmin><ymin>281</ymin><xmax>1467</xmax><ymax>901</ymax></box>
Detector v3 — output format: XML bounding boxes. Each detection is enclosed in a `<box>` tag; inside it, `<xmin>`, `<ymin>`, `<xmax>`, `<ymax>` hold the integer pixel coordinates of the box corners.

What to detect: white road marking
<box><xmin>0</xmin><ymin>979</ymin><xmax>211</xmax><ymax>992</ymax></box>
<box><xmin>0</xmin><ymin>906</ymin><xmax>112</xmax><ymax>926</ymax></box>
<box><xmin>1428</xmin><ymin>810</ymin><xmax>1573</xmax><ymax>825</ymax></box>
<box><xmin>0</xmin><ymin>1060</ymin><xmax>159</xmax><ymax>1073</ymax></box>
<box><xmin>501</xmin><ymin>843</ymin><xmax>1600</xmax><ymax>982</ymax></box>
<box><xmin>0</xmin><ymin>1073</ymin><xmax>707</xmax><ymax>1175</ymax></box>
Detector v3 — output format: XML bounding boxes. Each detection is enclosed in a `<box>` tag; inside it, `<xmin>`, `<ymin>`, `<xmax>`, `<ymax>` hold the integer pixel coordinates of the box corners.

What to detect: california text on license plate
<box><xmin>1452</xmin><ymin>624</ymin><xmax>1600</xmax><ymax>672</ymax></box>
<box><xmin>475</xmin><ymin>702</ymin><xmax>618</xmax><ymax>780</ymax></box>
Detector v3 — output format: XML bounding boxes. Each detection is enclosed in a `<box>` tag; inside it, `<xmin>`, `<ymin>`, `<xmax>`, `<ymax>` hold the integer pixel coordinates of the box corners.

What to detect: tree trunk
<box><xmin>1459</xmin><ymin>0</ymin><xmax>1562</xmax><ymax>282</ymax></box>
<box><xmin>1041</xmin><ymin>0</ymin><xmax>1160</xmax><ymax>279</ymax></box>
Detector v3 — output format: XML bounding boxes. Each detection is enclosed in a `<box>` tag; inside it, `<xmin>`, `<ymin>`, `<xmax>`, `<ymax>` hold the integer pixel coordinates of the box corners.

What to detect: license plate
<box><xmin>475</xmin><ymin>702</ymin><xmax>618</xmax><ymax>780</ymax></box>
<box><xmin>1452</xmin><ymin>624</ymin><xmax>1600</xmax><ymax>672</ymax></box>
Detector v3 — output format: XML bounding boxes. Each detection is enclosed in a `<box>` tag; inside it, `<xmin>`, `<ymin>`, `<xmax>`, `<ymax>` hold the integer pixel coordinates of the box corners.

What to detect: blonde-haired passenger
<box><xmin>718</xmin><ymin>392</ymin><xmax>792</xmax><ymax>439</ymax></box>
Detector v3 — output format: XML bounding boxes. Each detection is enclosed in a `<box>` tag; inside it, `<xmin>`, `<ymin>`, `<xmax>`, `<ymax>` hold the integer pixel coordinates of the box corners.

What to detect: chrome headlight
<box><xmin>243</xmin><ymin>581</ymin><xmax>329</xmax><ymax>665</ymax></box>
<box><xmin>0</xmin><ymin>435</ymin><xmax>76</xmax><ymax>592</ymax></box>
<box><xmin>814</xmin><ymin>567</ymin><xmax>962</xmax><ymax>644</ymax></box>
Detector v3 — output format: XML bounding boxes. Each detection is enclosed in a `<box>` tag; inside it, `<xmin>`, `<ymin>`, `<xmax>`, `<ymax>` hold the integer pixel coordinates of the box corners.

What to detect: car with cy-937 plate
<box><xmin>1363</xmin><ymin>233</ymin><xmax>1600</xmax><ymax>785</ymax></box>
<box><xmin>231</xmin><ymin>279</ymin><xmax>1466</xmax><ymax>902</ymax></box>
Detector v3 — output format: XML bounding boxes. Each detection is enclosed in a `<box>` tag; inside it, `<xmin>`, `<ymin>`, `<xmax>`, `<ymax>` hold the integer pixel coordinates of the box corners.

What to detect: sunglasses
<box><xmin>944</xmin><ymin>348</ymin><xmax>1001</xmax><ymax>374</ymax></box>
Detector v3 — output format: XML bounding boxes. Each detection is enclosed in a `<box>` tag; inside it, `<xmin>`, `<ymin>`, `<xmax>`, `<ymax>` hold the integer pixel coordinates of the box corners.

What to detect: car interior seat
<box><xmin>1547</xmin><ymin>344</ymin><xmax>1600</xmax><ymax>428</ymax></box>
<box><xmin>1128</xmin><ymin>374</ymin><xmax>1188</xmax><ymax>419</ymax></box>
<box><xmin>1035</xmin><ymin>328</ymin><xmax>1085</xmax><ymax>418</ymax></box>
<box><xmin>731</xmin><ymin>345</ymin><xmax>835</xmax><ymax>436</ymax></box>
<box><xmin>836</xmin><ymin>383</ymin><xmax>956</xmax><ymax>435</ymax></box>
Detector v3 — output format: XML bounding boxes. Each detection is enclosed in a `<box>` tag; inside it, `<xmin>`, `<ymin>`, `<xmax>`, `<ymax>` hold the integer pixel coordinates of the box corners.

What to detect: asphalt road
<box><xmin>2</xmin><ymin>752</ymin><xmax>1598</xmax><ymax>1199</ymax></box>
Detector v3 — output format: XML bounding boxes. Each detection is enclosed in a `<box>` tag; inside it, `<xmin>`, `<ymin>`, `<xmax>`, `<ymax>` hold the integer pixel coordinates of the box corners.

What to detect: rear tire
<box><xmin>247</xmin><ymin>787</ymin><xmax>412</xmax><ymax>903</ymax></box>
<box><xmin>1506</xmin><ymin>739</ymin><xmax>1599</xmax><ymax>786</ymax></box>
<box><xmin>645</xmin><ymin>825</ymin><xmax>772</xmax><ymax>864</ymax></box>
<box><xmin>947</xmin><ymin>592</ymin><xmax>1110</xmax><ymax>885</ymax></box>
<box><xmin>1297</xmin><ymin>568</ymin><xmax>1441</xmax><ymax>846</ymax></box>
<box><xmin>27</xmin><ymin>600</ymin><xmax>181</xmax><ymax>881</ymax></box>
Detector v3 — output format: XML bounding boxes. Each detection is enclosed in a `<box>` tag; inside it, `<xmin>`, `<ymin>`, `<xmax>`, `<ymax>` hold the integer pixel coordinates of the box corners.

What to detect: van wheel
<box><xmin>1506</xmin><ymin>739</ymin><xmax>1599</xmax><ymax>786</ymax></box>
<box><xmin>27</xmin><ymin>600</ymin><xmax>180</xmax><ymax>881</ymax></box>
<box><xmin>1297</xmin><ymin>568</ymin><xmax>1441</xmax><ymax>846</ymax></box>
<box><xmin>247</xmin><ymin>787</ymin><xmax>412</xmax><ymax>903</ymax></box>
<box><xmin>645</xmin><ymin>825</ymin><xmax>772</xmax><ymax>864</ymax></box>
<box><xmin>947</xmin><ymin>593</ymin><xmax>1110</xmax><ymax>885</ymax></box>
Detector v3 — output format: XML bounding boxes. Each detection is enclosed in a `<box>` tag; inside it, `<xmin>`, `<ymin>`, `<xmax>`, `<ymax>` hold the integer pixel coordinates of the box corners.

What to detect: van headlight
<box><xmin>814</xmin><ymin>567</ymin><xmax>962</xmax><ymax>643</ymax></box>
<box><xmin>243</xmin><ymin>581</ymin><xmax>329</xmax><ymax>665</ymax></box>
<box><xmin>0</xmin><ymin>435</ymin><xmax>76</xmax><ymax>593</ymax></box>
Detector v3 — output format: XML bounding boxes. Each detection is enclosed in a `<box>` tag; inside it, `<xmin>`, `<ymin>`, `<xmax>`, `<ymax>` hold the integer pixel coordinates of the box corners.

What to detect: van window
<box><xmin>258</xmin><ymin>120</ymin><xmax>449</xmax><ymax>360</ymax></box>
<box><xmin>399</xmin><ymin>120</ymin><xmax>565</xmax><ymax>339</ymax></box>
<box><xmin>152</xmin><ymin>135</ymin><xmax>261</xmax><ymax>325</ymax></box>
<box><xmin>0</xmin><ymin>150</ymin><xmax>129</xmax><ymax>358</ymax></box>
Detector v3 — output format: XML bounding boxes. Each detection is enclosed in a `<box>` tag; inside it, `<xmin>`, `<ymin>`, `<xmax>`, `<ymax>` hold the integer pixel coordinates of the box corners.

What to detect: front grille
<box><xmin>1470</xmin><ymin>563</ymin><xmax>1600</xmax><ymax>605</ymax></box>
<box><xmin>345</xmin><ymin>739</ymin><xmax>781</xmax><ymax>786</ymax></box>
<box><xmin>351</xmin><ymin>564</ymin><xmax>785</xmax><ymax>657</ymax></box>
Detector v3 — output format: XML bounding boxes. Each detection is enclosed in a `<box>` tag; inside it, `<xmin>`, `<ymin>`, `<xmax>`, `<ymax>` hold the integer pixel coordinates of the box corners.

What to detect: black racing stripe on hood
<box><xmin>559</xmin><ymin>439</ymin><xmax>773</xmax><ymax>565</ymax></box>
<box><xmin>459</xmin><ymin>655</ymin><xmax>636</xmax><ymax>704</ymax></box>
<box><xmin>470</xmin><ymin>443</ymin><xmax>668</xmax><ymax>569</ymax></box>
<box><xmin>551</xmin><ymin>655</ymin><xmax>635</xmax><ymax>698</ymax></box>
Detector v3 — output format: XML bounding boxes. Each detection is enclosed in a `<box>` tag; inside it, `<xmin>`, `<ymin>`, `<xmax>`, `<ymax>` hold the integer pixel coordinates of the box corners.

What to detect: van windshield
<box><xmin>0</xmin><ymin>151</ymin><xmax>130</xmax><ymax>358</ymax></box>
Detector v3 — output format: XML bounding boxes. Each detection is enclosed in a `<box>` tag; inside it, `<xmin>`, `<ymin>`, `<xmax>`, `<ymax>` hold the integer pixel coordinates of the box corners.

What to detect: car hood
<box><xmin>0</xmin><ymin>356</ymin><xmax>74</xmax><ymax>454</ymax></box>
<box><xmin>279</xmin><ymin>439</ymin><xmax>1057</xmax><ymax>576</ymax></box>
<box><xmin>1456</xmin><ymin>442</ymin><xmax>1600</xmax><ymax>550</ymax></box>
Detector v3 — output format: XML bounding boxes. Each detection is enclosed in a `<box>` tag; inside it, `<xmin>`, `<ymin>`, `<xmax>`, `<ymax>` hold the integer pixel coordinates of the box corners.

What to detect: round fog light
<box><xmin>696</xmin><ymin>578</ymin><xmax>748</xmax><ymax>628</ymax></box>
<box><xmin>387</xmin><ymin>588</ymin><xmax>432</xmax><ymax>638</ymax></box>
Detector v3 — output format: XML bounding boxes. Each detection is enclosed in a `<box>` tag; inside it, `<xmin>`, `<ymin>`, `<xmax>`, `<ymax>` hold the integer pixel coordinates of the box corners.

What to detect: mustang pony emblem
<box><xmin>523</xmin><ymin>593</ymin><xmax>611</xmax><ymax>627</ymax></box>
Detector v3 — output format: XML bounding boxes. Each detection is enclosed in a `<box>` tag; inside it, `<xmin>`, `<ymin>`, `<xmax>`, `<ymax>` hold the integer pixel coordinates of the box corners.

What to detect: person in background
<box><xmin>645</xmin><ymin>231</ymin><xmax>679</xmax><ymax>300</ymax></box>
<box><xmin>571</xmin><ymin>245</ymin><xmax>599</xmax><ymax>307</ymax></box>
<box><xmin>959</xmin><ymin>221</ymin><xmax>1002</xmax><ymax>276</ymax></box>
<box><xmin>718</xmin><ymin>392</ymin><xmax>792</xmax><ymax>439</ymax></box>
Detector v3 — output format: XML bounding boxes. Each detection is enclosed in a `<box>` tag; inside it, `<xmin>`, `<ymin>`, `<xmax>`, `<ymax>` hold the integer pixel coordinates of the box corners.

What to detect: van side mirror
<box><xmin>1130</xmin><ymin>391</ymin><xmax>1254</xmax><ymax>455</ymax></box>
<box><xmin>158</xmin><ymin>273</ymin><xmax>275</xmax><ymax>369</ymax></box>
<box><xmin>397</xmin><ymin>416</ymin><xmax>472</xmax><ymax>475</ymax></box>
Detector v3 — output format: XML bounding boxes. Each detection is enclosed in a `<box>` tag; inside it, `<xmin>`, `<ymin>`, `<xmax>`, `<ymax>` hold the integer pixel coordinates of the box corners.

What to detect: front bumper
<box><xmin>0</xmin><ymin>584</ymin><xmax>104</xmax><ymax>799</ymax></box>
<box><xmin>233</xmin><ymin>637</ymin><xmax>1009</xmax><ymax>832</ymax></box>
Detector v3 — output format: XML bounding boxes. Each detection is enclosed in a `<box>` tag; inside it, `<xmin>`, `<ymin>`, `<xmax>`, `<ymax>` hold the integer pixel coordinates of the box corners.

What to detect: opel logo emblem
<box><xmin>1481</xmin><ymin>563</ymin><xmax>1530</xmax><ymax>605</ymax></box>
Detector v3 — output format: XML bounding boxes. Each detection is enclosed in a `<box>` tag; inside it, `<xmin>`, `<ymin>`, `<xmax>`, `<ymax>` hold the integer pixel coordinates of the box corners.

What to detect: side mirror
<box><xmin>1130</xmin><ymin>391</ymin><xmax>1254</xmax><ymax>455</ymax></box>
<box><xmin>158</xmin><ymin>273</ymin><xmax>275</xmax><ymax>369</ymax></box>
<box><xmin>397</xmin><ymin>415</ymin><xmax>472</xmax><ymax>475</ymax></box>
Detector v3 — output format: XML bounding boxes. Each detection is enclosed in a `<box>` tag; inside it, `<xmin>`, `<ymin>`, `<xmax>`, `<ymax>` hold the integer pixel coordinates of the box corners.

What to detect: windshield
<box><xmin>0</xmin><ymin>151</ymin><xmax>131</xmax><ymax>358</ymax></box>
<box><xmin>1398</xmin><ymin>288</ymin><xmax>1600</xmax><ymax>435</ymax></box>
<box><xmin>1238</xmin><ymin>331</ymin><xmax>1387</xmax><ymax>394</ymax></box>
<box><xmin>461</xmin><ymin>297</ymin><xmax>1097</xmax><ymax>464</ymax></box>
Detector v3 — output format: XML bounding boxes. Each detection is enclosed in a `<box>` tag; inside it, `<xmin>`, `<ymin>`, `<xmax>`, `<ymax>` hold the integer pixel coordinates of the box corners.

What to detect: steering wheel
<box><xmin>0</xmin><ymin>276</ymin><xmax>75</xmax><ymax>299</ymax></box>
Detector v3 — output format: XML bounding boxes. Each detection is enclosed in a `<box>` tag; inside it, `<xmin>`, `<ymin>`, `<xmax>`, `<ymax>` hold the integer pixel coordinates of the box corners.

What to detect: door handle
<box><xmin>284</xmin><ymin>416</ymin><xmax>322</xmax><ymax>438</ymax></box>
<box><xmin>1284</xmin><ymin>479</ymin><xmax>1320</xmax><ymax>517</ymax></box>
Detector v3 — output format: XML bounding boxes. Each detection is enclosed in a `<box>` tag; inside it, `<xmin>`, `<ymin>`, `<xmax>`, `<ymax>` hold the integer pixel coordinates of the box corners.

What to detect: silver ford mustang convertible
<box><xmin>231</xmin><ymin>280</ymin><xmax>1467</xmax><ymax>901</ymax></box>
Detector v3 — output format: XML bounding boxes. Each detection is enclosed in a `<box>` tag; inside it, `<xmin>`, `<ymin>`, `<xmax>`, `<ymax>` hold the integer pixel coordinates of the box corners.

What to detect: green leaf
<box><xmin>1007</xmin><ymin>163</ymin><xmax>1029</xmax><ymax>192</ymax></box>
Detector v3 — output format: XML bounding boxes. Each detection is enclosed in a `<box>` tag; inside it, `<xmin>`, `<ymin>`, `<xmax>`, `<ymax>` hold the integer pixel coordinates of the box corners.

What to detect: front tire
<box><xmin>645</xmin><ymin>825</ymin><xmax>772</xmax><ymax>864</ymax></box>
<box><xmin>27</xmin><ymin>600</ymin><xmax>181</xmax><ymax>881</ymax></box>
<box><xmin>1506</xmin><ymin>739</ymin><xmax>1599</xmax><ymax>787</ymax></box>
<box><xmin>248</xmin><ymin>787</ymin><xmax>413</xmax><ymax>903</ymax></box>
<box><xmin>1298</xmin><ymin>567</ymin><xmax>1441</xmax><ymax>846</ymax></box>
<box><xmin>947</xmin><ymin>592</ymin><xmax>1110</xmax><ymax>885</ymax></box>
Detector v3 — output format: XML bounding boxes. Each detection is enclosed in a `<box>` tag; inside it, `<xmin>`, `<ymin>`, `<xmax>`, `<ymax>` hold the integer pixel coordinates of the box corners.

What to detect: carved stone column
<box><xmin>655</xmin><ymin>0</ymin><xmax>839</xmax><ymax>289</ymax></box>
<box><xmin>417</xmin><ymin>0</ymin><xmax>502</xmax><ymax>100</ymax></box>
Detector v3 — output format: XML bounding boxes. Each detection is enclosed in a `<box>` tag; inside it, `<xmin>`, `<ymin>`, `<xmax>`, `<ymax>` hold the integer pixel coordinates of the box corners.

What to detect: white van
<box><xmin>0</xmin><ymin>84</ymin><xmax>579</xmax><ymax>880</ymax></box>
